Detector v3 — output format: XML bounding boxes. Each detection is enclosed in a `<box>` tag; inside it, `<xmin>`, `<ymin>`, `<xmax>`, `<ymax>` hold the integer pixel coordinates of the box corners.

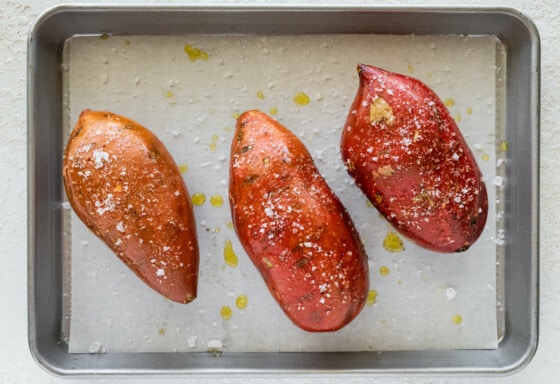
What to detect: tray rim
<box><xmin>27</xmin><ymin>3</ymin><xmax>540</xmax><ymax>378</ymax></box>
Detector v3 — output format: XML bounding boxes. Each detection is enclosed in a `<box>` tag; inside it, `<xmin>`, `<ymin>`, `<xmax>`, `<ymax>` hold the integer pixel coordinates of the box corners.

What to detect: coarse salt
<box><xmin>88</xmin><ymin>341</ymin><xmax>104</xmax><ymax>354</ymax></box>
<box><xmin>92</xmin><ymin>149</ymin><xmax>110</xmax><ymax>169</ymax></box>
<box><xmin>207</xmin><ymin>339</ymin><xmax>222</xmax><ymax>350</ymax></box>
<box><xmin>445</xmin><ymin>287</ymin><xmax>457</xmax><ymax>300</ymax></box>
<box><xmin>493</xmin><ymin>176</ymin><xmax>504</xmax><ymax>186</ymax></box>
<box><xmin>264</xmin><ymin>207</ymin><xmax>274</xmax><ymax>218</ymax></box>
<box><xmin>187</xmin><ymin>335</ymin><xmax>197</xmax><ymax>348</ymax></box>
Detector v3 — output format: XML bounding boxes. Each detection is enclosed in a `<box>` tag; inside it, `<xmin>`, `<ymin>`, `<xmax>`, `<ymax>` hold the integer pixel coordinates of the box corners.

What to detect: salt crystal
<box><xmin>493</xmin><ymin>176</ymin><xmax>504</xmax><ymax>186</ymax></box>
<box><xmin>207</xmin><ymin>339</ymin><xmax>222</xmax><ymax>350</ymax></box>
<box><xmin>88</xmin><ymin>341</ymin><xmax>104</xmax><ymax>354</ymax></box>
<box><xmin>187</xmin><ymin>335</ymin><xmax>197</xmax><ymax>348</ymax></box>
<box><xmin>92</xmin><ymin>149</ymin><xmax>110</xmax><ymax>169</ymax></box>
<box><xmin>445</xmin><ymin>287</ymin><xmax>457</xmax><ymax>300</ymax></box>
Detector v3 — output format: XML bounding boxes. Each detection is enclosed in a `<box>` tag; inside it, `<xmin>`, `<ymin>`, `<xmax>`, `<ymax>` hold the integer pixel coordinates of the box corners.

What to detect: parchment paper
<box><xmin>63</xmin><ymin>34</ymin><xmax>504</xmax><ymax>353</ymax></box>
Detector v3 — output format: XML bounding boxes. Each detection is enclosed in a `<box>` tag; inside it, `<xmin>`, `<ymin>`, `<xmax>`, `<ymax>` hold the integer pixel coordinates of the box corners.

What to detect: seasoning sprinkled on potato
<box><xmin>341</xmin><ymin>64</ymin><xmax>488</xmax><ymax>253</ymax></box>
<box><xmin>63</xmin><ymin>110</ymin><xmax>199</xmax><ymax>304</ymax></box>
<box><xmin>229</xmin><ymin>110</ymin><xmax>369</xmax><ymax>332</ymax></box>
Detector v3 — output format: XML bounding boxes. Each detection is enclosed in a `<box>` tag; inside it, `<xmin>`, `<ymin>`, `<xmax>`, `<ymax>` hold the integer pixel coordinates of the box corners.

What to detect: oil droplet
<box><xmin>256</xmin><ymin>90</ymin><xmax>265</xmax><ymax>99</ymax></box>
<box><xmin>383</xmin><ymin>231</ymin><xmax>404</xmax><ymax>252</ymax></box>
<box><xmin>379</xmin><ymin>266</ymin><xmax>390</xmax><ymax>276</ymax></box>
<box><xmin>184</xmin><ymin>44</ymin><xmax>209</xmax><ymax>62</ymax></box>
<box><xmin>210</xmin><ymin>194</ymin><xmax>224</xmax><ymax>208</ymax></box>
<box><xmin>221</xmin><ymin>305</ymin><xmax>233</xmax><ymax>320</ymax></box>
<box><xmin>294</xmin><ymin>92</ymin><xmax>310</xmax><ymax>106</ymax></box>
<box><xmin>232</xmin><ymin>111</ymin><xmax>240</xmax><ymax>119</ymax></box>
<box><xmin>224</xmin><ymin>239</ymin><xmax>238</xmax><ymax>268</ymax></box>
<box><xmin>466</xmin><ymin>107</ymin><xmax>473</xmax><ymax>115</ymax></box>
<box><xmin>481</xmin><ymin>153</ymin><xmax>490</xmax><ymax>161</ymax></box>
<box><xmin>407</xmin><ymin>64</ymin><xmax>414</xmax><ymax>73</ymax></box>
<box><xmin>499</xmin><ymin>140</ymin><xmax>508</xmax><ymax>151</ymax></box>
<box><xmin>454</xmin><ymin>113</ymin><xmax>461</xmax><ymax>123</ymax></box>
<box><xmin>425</xmin><ymin>71</ymin><xmax>433</xmax><ymax>78</ymax></box>
<box><xmin>366</xmin><ymin>290</ymin><xmax>377</xmax><ymax>306</ymax></box>
<box><xmin>444</xmin><ymin>98</ymin><xmax>455</xmax><ymax>107</ymax></box>
<box><xmin>124</xmin><ymin>40</ymin><xmax>131</xmax><ymax>46</ymax></box>
<box><xmin>99</xmin><ymin>33</ymin><xmax>109</xmax><ymax>40</ymax></box>
<box><xmin>224</xmin><ymin>126</ymin><xmax>231</xmax><ymax>132</ymax></box>
<box><xmin>235</xmin><ymin>295</ymin><xmax>248</xmax><ymax>309</ymax></box>
<box><xmin>369</xmin><ymin>97</ymin><xmax>395</xmax><ymax>125</ymax></box>
<box><xmin>191</xmin><ymin>192</ymin><xmax>206</xmax><ymax>206</ymax></box>
<box><xmin>158</xmin><ymin>328</ymin><xmax>166</xmax><ymax>335</ymax></box>
<box><xmin>165</xmin><ymin>90</ymin><xmax>174</xmax><ymax>99</ymax></box>
<box><xmin>262</xmin><ymin>257</ymin><xmax>274</xmax><ymax>268</ymax></box>
<box><xmin>453</xmin><ymin>314</ymin><xmax>463</xmax><ymax>325</ymax></box>
<box><xmin>209</xmin><ymin>135</ymin><xmax>219</xmax><ymax>152</ymax></box>
<box><xmin>269</xmin><ymin>106</ymin><xmax>278</xmax><ymax>115</ymax></box>
<box><xmin>225</xmin><ymin>221</ymin><xmax>234</xmax><ymax>230</ymax></box>
<box><xmin>178</xmin><ymin>164</ymin><xmax>188</xmax><ymax>174</ymax></box>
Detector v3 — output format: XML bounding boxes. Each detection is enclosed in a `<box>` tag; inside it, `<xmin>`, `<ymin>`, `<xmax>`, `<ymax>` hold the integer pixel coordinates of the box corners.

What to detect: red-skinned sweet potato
<box><xmin>341</xmin><ymin>64</ymin><xmax>488</xmax><ymax>253</ymax></box>
<box><xmin>63</xmin><ymin>110</ymin><xmax>199</xmax><ymax>303</ymax></box>
<box><xmin>229</xmin><ymin>110</ymin><xmax>369</xmax><ymax>332</ymax></box>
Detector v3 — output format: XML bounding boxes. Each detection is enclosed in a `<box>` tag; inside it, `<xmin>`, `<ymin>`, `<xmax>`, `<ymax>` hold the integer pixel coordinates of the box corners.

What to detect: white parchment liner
<box><xmin>63</xmin><ymin>34</ymin><xmax>504</xmax><ymax>353</ymax></box>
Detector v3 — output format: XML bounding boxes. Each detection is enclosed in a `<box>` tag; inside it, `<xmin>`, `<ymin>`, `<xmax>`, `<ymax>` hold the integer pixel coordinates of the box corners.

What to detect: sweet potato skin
<box><xmin>341</xmin><ymin>64</ymin><xmax>488</xmax><ymax>253</ymax></box>
<box><xmin>229</xmin><ymin>110</ymin><xmax>369</xmax><ymax>332</ymax></box>
<box><xmin>63</xmin><ymin>110</ymin><xmax>199</xmax><ymax>303</ymax></box>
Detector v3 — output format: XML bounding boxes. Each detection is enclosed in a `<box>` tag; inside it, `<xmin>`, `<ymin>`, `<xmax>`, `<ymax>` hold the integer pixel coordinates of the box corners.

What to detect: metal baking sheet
<box><xmin>28</xmin><ymin>4</ymin><xmax>539</xmax><ymax>377</ymax></box>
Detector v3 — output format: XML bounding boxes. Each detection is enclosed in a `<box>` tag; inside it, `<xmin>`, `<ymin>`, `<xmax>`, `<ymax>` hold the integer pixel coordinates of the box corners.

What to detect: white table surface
<box><xmin>1</xmin><ymin>0</ymin><xmax>557</xmax><ymax>383</ymax></box>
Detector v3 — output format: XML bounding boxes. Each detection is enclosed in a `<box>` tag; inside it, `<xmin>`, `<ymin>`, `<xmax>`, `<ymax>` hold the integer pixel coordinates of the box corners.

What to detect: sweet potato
<box><xmin>229</xmin><ymin>110</ymin><xmax>369</xmax><ymax>332</ymax></box>
<box><xmin>341</xmin><ymin>64</ymin><xmax>488</xmax><ymax>253</ymax></box>
<box><xmin>63</xmin><ymin>110</ymin><xmax>199</xmax><ymax>303</ymax></box>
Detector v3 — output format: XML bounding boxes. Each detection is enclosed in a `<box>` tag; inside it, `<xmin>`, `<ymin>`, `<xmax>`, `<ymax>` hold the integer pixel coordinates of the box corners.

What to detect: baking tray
<box><xmin>27</xmin><ymin>4</ymin><xmax>539</xmax><ymax>377</ymax></box>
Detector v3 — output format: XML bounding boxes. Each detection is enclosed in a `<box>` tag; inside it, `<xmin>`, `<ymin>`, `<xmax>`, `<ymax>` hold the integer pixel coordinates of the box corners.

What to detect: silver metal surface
<box><xmin>27</xmin><ymin>4</ymin><xmax>540</xmax><ymax>377</ymax></box>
